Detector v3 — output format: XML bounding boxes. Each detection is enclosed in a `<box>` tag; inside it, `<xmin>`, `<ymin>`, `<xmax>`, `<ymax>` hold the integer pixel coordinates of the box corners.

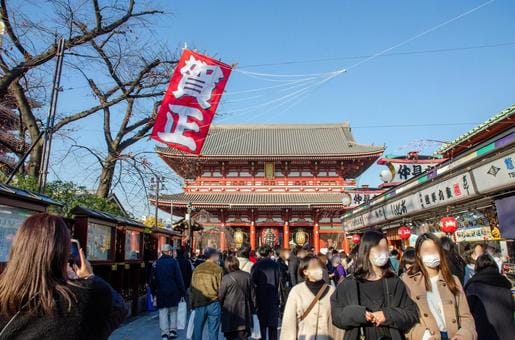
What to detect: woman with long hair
<box><xmin>280</xmin><ymin>255</ymin><xmax>343</xmax><ymax>340</ymax></box>
<box><xmin>403</xmin><ymin>233</ymin><xmax>476</xmax><ymax>340</ymax></box>
<box><xmin>440</xmin><ymin>236</ymin><xmax>466</xmax><ymax>284</ymax></box>
<box><xmin>331</xmin><ymin>230</ymin><xmax>418</xmax><ymax>340</ymax></box>
<box><xmin>0</xmin><ymin>213</ymin><xmax>126</xmax><ymax>339</ymax></box>
<box><xmin>219</xmin><ymin>256</ymin><xmax>256</xmax><ymax>340</ymax></box>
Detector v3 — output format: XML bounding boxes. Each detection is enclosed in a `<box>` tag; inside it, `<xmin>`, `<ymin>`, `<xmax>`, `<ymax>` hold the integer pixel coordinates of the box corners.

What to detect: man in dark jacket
<box><xmin>251</xmin><ymin>246</ymin><xmax>282</xmax><ymax>340</ymax></box>
<box><xmin>465</xmin><ymin>254</ymin><xmax>515</xmax><ymax>340</ymax></box>
<box><xmin>151</xmin><ymin>244</ymin><xmax>186</xmax><ymax>340</ymax></box>
<box><xmin>175</xmin><ymin>246</ymin><xmax>193</xmax><ymax>290</ymax></box>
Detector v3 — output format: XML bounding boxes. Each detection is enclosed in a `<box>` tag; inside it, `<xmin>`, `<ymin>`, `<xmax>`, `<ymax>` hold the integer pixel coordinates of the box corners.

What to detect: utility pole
<box><xmin>186</xmin><ymin>201</ymin><xmax>193</xmax><ymax>256</ymax></box>
<box><xmin>150</xmin><ymin>175</ymin><xmax>166</xmax><ymax>228</ymax></box>
<box><xmin>38</xmin><ymin>37</ymin><xmax>65</xmax><ymax>192</ymax></box>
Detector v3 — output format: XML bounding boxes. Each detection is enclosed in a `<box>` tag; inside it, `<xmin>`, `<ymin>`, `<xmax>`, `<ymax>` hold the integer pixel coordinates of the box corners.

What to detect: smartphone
<box><xmin>70</xmin><ymin>239</ymin><xmax>82</xmax><ymax>268</ymax></box>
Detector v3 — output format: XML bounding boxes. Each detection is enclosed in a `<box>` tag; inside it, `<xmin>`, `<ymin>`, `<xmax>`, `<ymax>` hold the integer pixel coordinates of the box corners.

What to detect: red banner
<box><xmin>151</xmin><ymin>49</ymin><xmax>232</xmax><ymax>154</ymax></box>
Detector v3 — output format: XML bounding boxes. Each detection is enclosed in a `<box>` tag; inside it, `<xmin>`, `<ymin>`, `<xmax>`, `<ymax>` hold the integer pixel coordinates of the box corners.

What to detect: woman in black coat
<box><xmin>331</xmin><ymin>231</ymin><xmax>418</xmax><ymax>340</ymax></box>
<box><xmin>219</xmin><ymin>256</ymin><xmax>256</xmax><ymax>340</ymax></box>
<box><xmin>465</xmin><ymin>254</ymin><xmax>515</xmax><ymax>340</ymax></box>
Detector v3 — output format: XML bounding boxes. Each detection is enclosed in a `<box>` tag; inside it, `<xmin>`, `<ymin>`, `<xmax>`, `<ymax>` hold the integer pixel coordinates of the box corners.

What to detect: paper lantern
<box><xmin>398</xmin><ymin>226</ymin><xmax>411</xmax><ymax>240</ymax></box>
<box><xmin>440</xmin><ymin>216</ymin><xmax>458</xmax><ymax>234</ymax></box>
<box><xmin>352</xmin><ymin>234</ymin><xmax>361</xmax><ymax>244</ymax></box>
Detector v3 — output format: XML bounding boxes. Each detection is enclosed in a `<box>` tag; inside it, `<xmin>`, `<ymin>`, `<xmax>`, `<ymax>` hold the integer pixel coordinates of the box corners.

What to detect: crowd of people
<box><xmin>0</xmin><ymin>213</ymin><xmax>513</xmax><ymax>340</ymax></box>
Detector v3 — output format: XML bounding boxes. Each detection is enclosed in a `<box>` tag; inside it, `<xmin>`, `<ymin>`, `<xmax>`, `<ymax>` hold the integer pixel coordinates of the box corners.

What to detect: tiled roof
<box><xmin>437</xmin><ymin>104</ymin><xmax>515</xmax><ymax>155</ymax></box>
<box><xmin>156</xmin><ymin>123</ymin><xmax>383</xmax><ymax>157</ymax></box>
<box><xmin>156</xmin><ymin>192</ymin><xmax>346</xmax><ymax>206</ymax></box>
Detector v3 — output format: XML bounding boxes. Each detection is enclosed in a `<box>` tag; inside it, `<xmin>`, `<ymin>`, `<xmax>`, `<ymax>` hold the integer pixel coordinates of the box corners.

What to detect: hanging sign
<box><xmin>417</xmin><ymin>172</ymin><xmax>476</xmax><ymax>210</ymax></box>
<box><xmin>151</xmin><ymin>49</ymin><xmax>233</xmax><ymax>154</ymax></box>
<box><xmin>472</xmin><ymin>151</ymin><xmax>515</xmax><ymax>194</ymax></box>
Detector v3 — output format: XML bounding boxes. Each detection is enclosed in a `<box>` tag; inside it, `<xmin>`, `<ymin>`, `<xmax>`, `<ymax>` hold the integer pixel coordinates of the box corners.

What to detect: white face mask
<box><xmin>422</xmin><ymin>254</ymin><xmax>440</xmax><ymax>268</ymax></box>
<box><xmin>309</xmin><ymin>267</ymin><xmax>324</xmax><ymax>281</ymax></box>
<box><xmin>370</xmin><ymin>251</ymin><xmax>389</xmax><ymax>267</ymax></box>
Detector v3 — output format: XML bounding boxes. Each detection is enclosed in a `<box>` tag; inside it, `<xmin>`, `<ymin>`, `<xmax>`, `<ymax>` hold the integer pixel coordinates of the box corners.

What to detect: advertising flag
<box><xmin>151</xmin><ymin>49</ymin><xmax>232</xmax><ymax>154</ymax></box>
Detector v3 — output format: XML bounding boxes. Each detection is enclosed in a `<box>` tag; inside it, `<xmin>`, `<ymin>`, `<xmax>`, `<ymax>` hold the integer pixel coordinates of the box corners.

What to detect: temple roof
<box><xmin>155</xmin><ymin>192</ymin><xmax>347</xmax><ymax>207</ymax></box>
<box><xmin>156</xmin><ymin>123</ymin><xmax>383</xmax><ymax>158</ymax></box>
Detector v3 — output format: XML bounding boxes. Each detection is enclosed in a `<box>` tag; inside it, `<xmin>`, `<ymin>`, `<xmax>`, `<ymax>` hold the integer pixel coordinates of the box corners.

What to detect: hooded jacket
<box><xmin>465</xmin><ymin>267</ymin><xmax>515</xmax><ymax>340</ymax></box>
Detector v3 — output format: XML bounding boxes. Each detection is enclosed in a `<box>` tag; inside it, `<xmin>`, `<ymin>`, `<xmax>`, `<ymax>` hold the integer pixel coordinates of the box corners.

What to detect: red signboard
<box><xmin>151</xmin><ymin>49</ymin><xmax>232</xmax><ymax>154</ymax></box>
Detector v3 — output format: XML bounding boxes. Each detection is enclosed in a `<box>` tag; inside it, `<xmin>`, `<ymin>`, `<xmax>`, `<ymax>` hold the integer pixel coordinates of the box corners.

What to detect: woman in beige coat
<box><xmin>280</xmin><ymin>255</ymin><xmax>343</xmax><ymax>340</ymax></box>
<box><xmin>402</xmin><ymin>233</ymin><xmax>477</xmax><ymax>340</ymax></box>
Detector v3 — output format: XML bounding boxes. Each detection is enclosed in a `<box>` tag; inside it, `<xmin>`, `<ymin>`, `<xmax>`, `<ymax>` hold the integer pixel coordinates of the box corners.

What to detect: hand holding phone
<box><xmin>73</xmin><ymin>248</ymin><xmax>93</xmax><ymax>279</ymax></box>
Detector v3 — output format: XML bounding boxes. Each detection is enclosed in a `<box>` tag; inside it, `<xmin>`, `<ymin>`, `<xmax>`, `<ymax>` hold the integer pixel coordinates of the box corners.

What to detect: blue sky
<box><xmin>48</xmin><ymin>0</ymin><xmax>515</xmax><ymax>218</ymax></box>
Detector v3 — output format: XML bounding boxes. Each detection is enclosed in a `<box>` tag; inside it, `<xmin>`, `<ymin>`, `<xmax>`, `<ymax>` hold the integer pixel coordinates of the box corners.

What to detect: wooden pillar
<box><xmin>283</xmin><ymin>222</ymin><xmax>289</xmax><ymax>249</ymax></box>
<box><xmin>250</xmin><ymin>221</ymin><xmax>256</xmax><ymax>250</ymax></box>
<box><xmin>314</xmin><ymin>223</ymin><xmax>320</xmax><ymax>254</ymax></box>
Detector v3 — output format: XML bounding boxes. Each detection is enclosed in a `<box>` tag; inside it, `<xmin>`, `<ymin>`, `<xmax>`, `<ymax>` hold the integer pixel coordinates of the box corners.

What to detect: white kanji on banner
<box><xmin>172</xmin><ymin>55</ymin><xmax>224</xmax><ymax>109</ymax></box>
<box><xmin>157</xmin><ymin>104</ymin><xmax>203</xmax><ymax>152</ymax></box>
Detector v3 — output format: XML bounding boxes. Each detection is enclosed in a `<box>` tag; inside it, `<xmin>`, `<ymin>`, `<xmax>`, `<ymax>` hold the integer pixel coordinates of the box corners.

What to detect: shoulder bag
<box><xmin>299</xmin><ymin>283</ymin><xmax>328</xmax><ymax>322</ymax></box>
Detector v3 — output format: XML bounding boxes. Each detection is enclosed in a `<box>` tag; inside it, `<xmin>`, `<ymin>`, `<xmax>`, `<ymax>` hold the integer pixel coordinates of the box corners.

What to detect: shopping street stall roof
<box><xmin>71</xmin><ymin>206</ymin><xmax>146</xmax><ymax>229</ymax></box>
<box><xmin>342</xmin><ymin>105</ymin><xmax>515</xmax><ymax>233</ymax></box>
<box><xmin>0</xmin><ymin>183</ymin><xmax>62</xmax><ymax>207</ymax></box>
<box><xmin>437</xmin><ymin>104</ymin><xmax>514</xmax><ymax>158</ymax></box>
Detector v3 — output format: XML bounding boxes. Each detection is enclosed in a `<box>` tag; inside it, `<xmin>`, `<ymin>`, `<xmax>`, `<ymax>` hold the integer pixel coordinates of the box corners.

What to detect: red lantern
<box><xmin>352</xmin><ymin>234</ymin><xmax>361</xmax><ymax>244</ymax></box>
<box><xmin>398</xmin><ymin>226</ymin><xmax>411</xmax><ymax>240</ymax></box>
<box><xmin>440</xmin><ymin>216</ymin><xmax>458</xmax><ymax>234</ymax></box>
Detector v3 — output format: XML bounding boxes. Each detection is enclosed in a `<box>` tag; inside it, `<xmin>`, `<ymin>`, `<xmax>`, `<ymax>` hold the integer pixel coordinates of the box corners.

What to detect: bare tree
<box><xmin>0</xmin><ymin>0</ymin><xmax>164</xmax><ymax>177</ymax></box>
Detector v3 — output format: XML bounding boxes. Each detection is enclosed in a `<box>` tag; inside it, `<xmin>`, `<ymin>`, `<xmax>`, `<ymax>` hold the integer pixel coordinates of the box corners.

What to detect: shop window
<box><xmin>125</xmin><ymin>230</ymin><xmax>142</xmax><ymax>260</ymax></box>
<box><xmin>0</xmin><ymin>205</ymin><xmax>33</xmax><ymax>262</ymax></box>
<box><xmin>87</xmin><ymin>222</ymin><xmax>112</xmax><ymax>261</ymax></box>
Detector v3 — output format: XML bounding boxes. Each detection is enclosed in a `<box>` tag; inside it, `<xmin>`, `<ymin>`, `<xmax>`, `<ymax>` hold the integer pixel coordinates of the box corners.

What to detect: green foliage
<box><xmin>1</xmin><ymin>175</ymin><xmax>127</xmax><ymax>218</ymax></box>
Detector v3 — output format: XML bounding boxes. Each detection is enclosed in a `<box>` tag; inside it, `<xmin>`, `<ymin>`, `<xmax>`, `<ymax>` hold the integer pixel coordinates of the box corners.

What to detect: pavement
<box><xmin>109</xmin><ymin>311</ymin><xmax>188</xmax><ymax>340</ymax></box>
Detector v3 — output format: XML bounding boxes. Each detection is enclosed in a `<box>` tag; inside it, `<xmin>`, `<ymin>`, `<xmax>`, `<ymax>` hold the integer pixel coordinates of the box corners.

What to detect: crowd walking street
<box><xmin>0</xmin><ymin>1</ymin><xmax>514</xmax><ymax>340</ymax></box>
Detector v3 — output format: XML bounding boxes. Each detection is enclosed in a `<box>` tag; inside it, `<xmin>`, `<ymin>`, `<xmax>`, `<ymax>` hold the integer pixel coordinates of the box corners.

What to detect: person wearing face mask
<box><xmin>280</xmin><ymin>255</ymin><xmax>344</xmax><ymax>340</ymax></box>
<box><xmin>403</xmin><ymin>233</ymin><xmax>477</xmax><ymax>340</ymax></box>
<box><xmin>331</xmin><ymin>230</ymin><xmax>418</xmax><ymax>340</ymax></box>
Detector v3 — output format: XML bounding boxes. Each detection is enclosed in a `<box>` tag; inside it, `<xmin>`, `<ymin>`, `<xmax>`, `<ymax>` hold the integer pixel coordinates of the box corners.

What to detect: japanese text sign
<box><xmin>151</xmin><ymin>49</ymin><xmax>232</xmax><ymax>154</ymax></box>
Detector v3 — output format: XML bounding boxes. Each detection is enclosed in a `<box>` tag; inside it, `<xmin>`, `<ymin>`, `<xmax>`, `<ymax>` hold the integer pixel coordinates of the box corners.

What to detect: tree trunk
<box><xmin>26</xmin><ymin>141</ymin><xmax>43</xmax><ymax>177</ymax></box>
<box><xmin>96</xmin><ymin>155</ymin><xmax>117</xmax><ymax>198</ymax></box>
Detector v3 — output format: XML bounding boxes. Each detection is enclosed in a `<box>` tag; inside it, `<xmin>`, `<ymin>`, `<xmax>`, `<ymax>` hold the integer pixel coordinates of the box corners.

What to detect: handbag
<box><xmin>251</xmin><ymin>314</ymin><xmax>262</xmax><ymax>339</ymax></box>
<box><xmin>186</xmin><ymin>310</ymin><xmax>195</xmax><ymax>339</ymax></box>
<box><xmin>300</xmin><ymin>283</ymin><xmax>328</xmax><ymax>321</ymax></box>
<box><xmin>177</xmin><ymin>297</ymin><xmax>187</xmax><ymax>330</ymax></box>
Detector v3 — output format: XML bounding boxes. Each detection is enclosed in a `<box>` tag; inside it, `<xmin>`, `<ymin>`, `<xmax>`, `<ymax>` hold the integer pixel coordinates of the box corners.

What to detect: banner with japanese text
<box><xmin>151</xmin><ymin>49</ymin><xmax>232</xmax><ymax>154</ymax></box>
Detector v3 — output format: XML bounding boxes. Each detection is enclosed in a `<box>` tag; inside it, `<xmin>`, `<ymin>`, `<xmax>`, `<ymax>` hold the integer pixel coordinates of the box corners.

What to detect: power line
<box><xmin>238</xmin><ymin>42</ymin><xmax>515</xmax><ymax>69</ymax></box>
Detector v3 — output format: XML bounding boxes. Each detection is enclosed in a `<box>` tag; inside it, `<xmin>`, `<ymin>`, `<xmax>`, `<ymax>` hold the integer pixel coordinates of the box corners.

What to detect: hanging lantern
<box><xmin>352</xmin><ymin>234</ymin><xmax>361</xmax><ymax>244</ymax></box>
<box><xmin>233</xmin><ymin>229</ymin><xmax>244</xmax><ymax>248</ymax></box>
<box><xmin>440</xmin><ymin>216</ymin><xmax>458</xmax><ymax>234</ymax></box>
<box><xmin>398</xmin><ymin>226</ymin><xmax>411</xmax><ymax>240</ymax></box>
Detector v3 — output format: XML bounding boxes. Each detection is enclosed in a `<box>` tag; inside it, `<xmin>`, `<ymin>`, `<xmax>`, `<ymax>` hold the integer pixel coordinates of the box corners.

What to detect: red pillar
<box><xmin>314</xmin><ymin>223</ymin><xmax>320</xmax><ymax>254</ymax></box>
<box><xmin>250</xmin><ymin>222</ymin><xmax>256</xmax><ymax>250</ymax></box>
<box><xmin>220</xmin><ymin>227</ymin><xmax>226</xmax><ymax>251</ymax></box>
<box><xmin>343</xmin><ymin>230</ymin><xmax>350</xmax><ymax>253</ymax></box>
<box><xmin>283</xmin><ymin>222</ymin><xmax>289</xmax><ymax>249</ymax></box>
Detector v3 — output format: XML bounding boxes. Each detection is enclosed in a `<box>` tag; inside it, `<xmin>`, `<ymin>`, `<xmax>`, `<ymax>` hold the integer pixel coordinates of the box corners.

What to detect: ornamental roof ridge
<box><xmin>210</xmin><ymin>122</ymin><xmax>350</xmax><ymax>129</ymax></box>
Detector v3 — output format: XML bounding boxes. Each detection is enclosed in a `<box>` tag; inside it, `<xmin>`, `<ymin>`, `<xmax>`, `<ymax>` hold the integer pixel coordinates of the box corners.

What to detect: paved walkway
<box><xmin>109</xmin><ymin>311</ymin><xmax>187</xmax><ymax>340</ymax></box>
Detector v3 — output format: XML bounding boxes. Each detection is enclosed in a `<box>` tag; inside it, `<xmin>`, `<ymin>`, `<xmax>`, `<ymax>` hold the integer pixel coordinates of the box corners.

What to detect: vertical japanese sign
<box><xmin>151</xmin><ymin>49</ymin><xmax>232</xmax><ymax>154</ymax></box>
